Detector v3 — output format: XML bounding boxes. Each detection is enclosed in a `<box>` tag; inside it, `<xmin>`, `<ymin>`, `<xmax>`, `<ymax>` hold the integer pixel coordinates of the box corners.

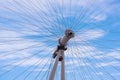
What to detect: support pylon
<box><xmin>61</xmin><ymin>50</ymin><xmax>65</xmax><ymax>80</ymax></box>
<box><xmin>49</xmin><ymin>29</ymin><xmax>74</xmax><ymax>80</ymax></box>
<box><xmin>49</xmin><ymin>50</ymin><xmax>65</xmax><ymax>80</ymax></box>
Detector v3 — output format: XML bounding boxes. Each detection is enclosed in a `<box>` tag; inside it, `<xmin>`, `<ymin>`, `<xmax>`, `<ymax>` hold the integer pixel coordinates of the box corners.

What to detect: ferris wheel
<box><xmin>0</xmin><ymin>0</ymin><xmax>120</xmax><ymax>80</ymax></box>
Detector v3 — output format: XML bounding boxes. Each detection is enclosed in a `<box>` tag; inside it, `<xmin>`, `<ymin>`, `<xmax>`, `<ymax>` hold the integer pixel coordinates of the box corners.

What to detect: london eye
<box><xmin>0</xmin><ymin>0</ymin><xmax>120</xmax><ymax>80</ymax></box>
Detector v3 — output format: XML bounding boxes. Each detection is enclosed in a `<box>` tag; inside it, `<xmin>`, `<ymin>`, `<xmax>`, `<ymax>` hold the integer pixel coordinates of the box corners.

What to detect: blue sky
<box><xmin>0</xmin><ymin>0</ymin><xmax>120</xmax><ymax>80</ymax></box>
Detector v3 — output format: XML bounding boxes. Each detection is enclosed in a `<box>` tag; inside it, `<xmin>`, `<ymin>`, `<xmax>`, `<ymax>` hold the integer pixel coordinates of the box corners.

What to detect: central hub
<box><xmin>59</xmin><ymin>29</ymin><xmax>75</xmax><ymax>46</ymax></box>
<box><xmin>53</xmin><ymin>29</ymin><xmax>74</xmax><ymax>60</ymax></box>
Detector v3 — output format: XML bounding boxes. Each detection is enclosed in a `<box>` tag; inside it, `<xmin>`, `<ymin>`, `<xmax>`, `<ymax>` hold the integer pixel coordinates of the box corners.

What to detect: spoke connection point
<box><xmin>53</xmin><ymin>29</ymin><xmax>74</xmax><ymax>60</ymax></box>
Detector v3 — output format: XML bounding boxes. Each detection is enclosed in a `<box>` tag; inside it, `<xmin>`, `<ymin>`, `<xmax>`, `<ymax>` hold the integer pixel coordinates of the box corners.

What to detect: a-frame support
<box><xmin>49</xmin><ymin>29</ymin><xmax>74</xmax><ymax>80</ymax></box>
<box><xmin>49</xmin><ymin>50</ymin><xmax>65</xmax><ymax>80</ymax></box>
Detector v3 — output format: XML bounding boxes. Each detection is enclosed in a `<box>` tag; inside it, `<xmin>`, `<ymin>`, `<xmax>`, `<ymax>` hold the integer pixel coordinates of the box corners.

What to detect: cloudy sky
<box><xmin>0</xmin><ymin>0</ymin><xmax>120</xmax><ymax>80</ymax></box>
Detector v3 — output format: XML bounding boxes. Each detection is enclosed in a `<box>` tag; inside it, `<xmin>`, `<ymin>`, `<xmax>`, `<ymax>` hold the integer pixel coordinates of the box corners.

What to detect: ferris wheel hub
<box><xmin>53</xmin><ymin>29</ymin><xmax>74</xmax><ymax>60</ymax></box>
<box><xmin>59</xmin><ymin>29</ymin><xmax>74</xmax><ymax>46</ymax></box>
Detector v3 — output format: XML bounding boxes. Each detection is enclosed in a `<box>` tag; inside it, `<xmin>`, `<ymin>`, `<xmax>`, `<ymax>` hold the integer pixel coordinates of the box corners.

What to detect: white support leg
<box><xmin>61</xmin><ymin>50</ymin><xmax>65</xmax><ymax>80</ymax></box>
<box><xmin>49</xmin><ymin>51</ymin><xmax>61</xmax><ymax>80</ymax></box>
<box><xmin>49</xmin><ymin>29</ymin><xmax>74</xmax><ymax>80</ymax></box>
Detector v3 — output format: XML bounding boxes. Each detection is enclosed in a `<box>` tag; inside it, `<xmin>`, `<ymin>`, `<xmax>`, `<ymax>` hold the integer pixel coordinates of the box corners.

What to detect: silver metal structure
<box><xmin>49</xmin><ymin>29</ymin><xmax>74</xmax><ymax>80</ymax></box>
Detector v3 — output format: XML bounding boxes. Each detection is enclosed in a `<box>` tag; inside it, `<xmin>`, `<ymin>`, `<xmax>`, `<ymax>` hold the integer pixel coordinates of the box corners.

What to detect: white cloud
<box><xmin>93</xmin><ymin>55</ymin><xmax>105</xmax><ymax>59</ymax></box>
<box><xmin>106</xmin><ymin>48</ymin><xmax>120</xmax><ymax>59</ymax></box>
<box><xmin>96</xmin><ymin>61</ymin><xmax>120</xmax><ymax>68</ymax></box>
<box><xmin>0</xmin><ymin>0</ymin><xmax>119</xmax><ymax>23</ymax></box>
<box><xmin>112</xmin><ymin>73</ymin><xmax>120</xmax><ymax>76</ymax></box>
<box><xmin>0</xmin><ymin>40</ymin><xmax>39</xmax><ymax>51</ymax></box>
<box><xmin>0</xmin><ymin>30</ymin><xmax>22</xmax><ymax>37</ymax></box>
<box><xmin>72</xmin><ymin>29</ymin><xmax>105</xmax><ymax>43</ymax></box>
<box><xmin>89</xmin><ymin>14</ymin><xmax>107</xmax><ymax>22</ymax></box>
<box><xmin>0</xmin><ymin>0</ymin><xmax>47</xmax><ymax>12</ymax></box>
<box><xmin>66</xmin><ymin>45</ymin><xmax>97</xmax><ymax>57</ymax></box>
<box><xmin>81</xmin><ymin>29</ymin><xmax>105</xmax><ymax>39</ymax></box>
<box><xmin>96</xmin><ymin>72</ymin><xmax>103</xmax><ymax>75</ymax></box>
<box><xmin>33</xmin><ymin>68</ymin><xmax>49</xmax><ymax>72</ymax></box>
<box><xmin>12</xmin><ymin>57</ymin><xmax>50</xmax><ymax>67</ymax></box>
<box><xmin>65</xmin><ymin>59</ymin><xmax>89</xmax><ymax>67</ymax></box>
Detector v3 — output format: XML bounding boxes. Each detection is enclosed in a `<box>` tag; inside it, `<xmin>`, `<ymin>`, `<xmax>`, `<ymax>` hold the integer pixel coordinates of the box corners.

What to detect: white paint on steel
<box><xmin>49</xmin><ymin>51</ymin><xmax>61</xmax><ymax>80</ymax></box>
<box><xmin>49</xmin><ymin>29</ymin><xmax>74</xmax><ymax>80</ymax></box>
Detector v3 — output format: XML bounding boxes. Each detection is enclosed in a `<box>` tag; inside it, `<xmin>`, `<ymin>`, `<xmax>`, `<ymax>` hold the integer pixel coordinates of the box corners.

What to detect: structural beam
<box><xmin>49</xmin><ymin>29</ymin><xmax>74</xmax><ymax>80</ymax></box>
<box><xmin>49</xmin><ymin>50</ymin><xmax>61</xmax><ymax>80</ymax></box>
<box><xmin>61</xmin><ymin>50</ymin><xmax>65</xmax><ymax>80</ymax></box>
